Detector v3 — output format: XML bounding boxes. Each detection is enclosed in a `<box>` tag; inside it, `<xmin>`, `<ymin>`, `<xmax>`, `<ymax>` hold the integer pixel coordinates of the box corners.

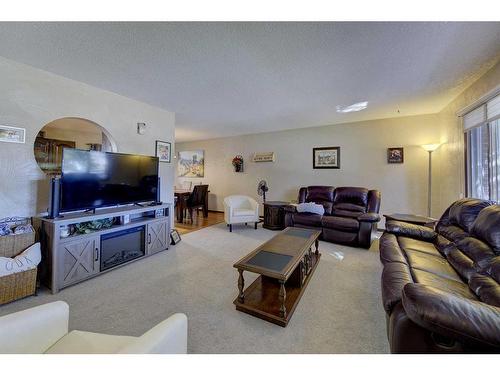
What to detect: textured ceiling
<box><xmin>0</xmin><ymin>22</ymin><xmax>499</xmax><ymax>142</ymax></box>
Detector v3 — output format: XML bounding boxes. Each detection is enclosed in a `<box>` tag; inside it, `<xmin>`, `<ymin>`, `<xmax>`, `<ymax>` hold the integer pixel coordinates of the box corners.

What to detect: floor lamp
<box><xmin>421</xmin><ymin>143</ymin><xmax>441</xmax><ymax>217</ymax></box>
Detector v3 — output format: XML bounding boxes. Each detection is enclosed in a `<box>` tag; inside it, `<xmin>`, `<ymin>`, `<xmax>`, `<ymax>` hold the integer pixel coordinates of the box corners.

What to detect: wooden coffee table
<box><xmin>233</xmin><ymin>227</ymin><xmax>321</xmax><ymax>327</ymax></box>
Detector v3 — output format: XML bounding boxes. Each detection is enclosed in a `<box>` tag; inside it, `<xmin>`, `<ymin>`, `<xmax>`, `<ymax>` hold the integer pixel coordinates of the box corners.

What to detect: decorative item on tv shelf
<box><xmin>178</xmin><ymin>150</ymin><xmax>204</xmax><ymax>177</ymax></box>
<box><xmin>156</xmin><ymin>140</ymin><xmax>171</xmax><ymax>163</ymax></box>
<box><xmin>387</xmin><ymin>147</ymin><xmax>404</xmax><ymax>163</ymax></box>
<box><xmin>0</xmin><ymin>125</ymin><xmax>25</xmax><ymax>144</ymax></box>
<box><xmin>253</xmin><ymin>152</ymin><xmax>275</xmax><ymax>162</ymax></box>
<box><xmin>67</xmin><ymin>218</ymin><xmax>116</xmax><ymax>237</ymax></box>
<box><xmin>232</xmin><ymin>155</ymin><xmax>244</xmax><ymax>172</ymax></box>
<box><xmin>313</xmin><ymin>146</ymin><xmax>340</xmax><ymax>169</ymax></box>
<box><xmin>170</xmin><ymin>229</ymin><xmax>181</xmax><ymax>245</ymax></box>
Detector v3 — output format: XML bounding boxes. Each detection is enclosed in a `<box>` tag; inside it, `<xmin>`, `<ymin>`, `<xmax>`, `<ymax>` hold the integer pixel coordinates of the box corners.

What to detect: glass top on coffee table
<box><xmin>233</xmin><ymin>227</ymin><xmax>321</xmax><ymax>280</ymax></box>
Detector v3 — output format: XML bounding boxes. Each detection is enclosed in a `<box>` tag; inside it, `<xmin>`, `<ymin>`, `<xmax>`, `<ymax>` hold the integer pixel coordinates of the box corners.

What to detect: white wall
<box><xmin>176</xmin><ymin>61</ymin><xmax>500</xmax><ymax>225</ymax></box>
<box><xmin>176</xmin><ymin>113</ymin><xmax>443</xmax><ymax>224</ymax></box>
<box><xmin>435</xmin><ymin>62</ymin><xmax>500</xmax><ymax>213</ymax></box>
<box><xmin>0</xmin><ymin>57</ymin><xmax>176</xmax><ymax>223</ymax></box>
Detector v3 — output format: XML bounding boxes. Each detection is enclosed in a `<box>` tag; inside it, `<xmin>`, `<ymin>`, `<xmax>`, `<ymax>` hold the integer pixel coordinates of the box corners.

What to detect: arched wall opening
<box><xmin>34</xmin><ymin>117</ymin><xmax>117</xmax><ymax>175</ymax></box>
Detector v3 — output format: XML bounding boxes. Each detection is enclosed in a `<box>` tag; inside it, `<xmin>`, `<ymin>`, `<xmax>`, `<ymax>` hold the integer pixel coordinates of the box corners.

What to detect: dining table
<box><xmin>174</xmin><ymin>188</ymin><xmax>210</xmax><ymax>223</ymax></box>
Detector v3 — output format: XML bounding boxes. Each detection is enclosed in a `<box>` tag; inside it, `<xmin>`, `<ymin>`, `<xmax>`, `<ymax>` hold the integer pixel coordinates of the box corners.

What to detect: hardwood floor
<box><xmin>175</xmin><ymin>210</ymin><xmax>225</xmax><ymax>235</ymax></box>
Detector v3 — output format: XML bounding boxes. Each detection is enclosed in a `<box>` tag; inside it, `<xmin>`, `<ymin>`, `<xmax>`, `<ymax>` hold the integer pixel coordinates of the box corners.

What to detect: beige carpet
<box><xmin>0</xmin><ymin>223</ymin><xmax>389</xmax><ymax>353</ymax></box>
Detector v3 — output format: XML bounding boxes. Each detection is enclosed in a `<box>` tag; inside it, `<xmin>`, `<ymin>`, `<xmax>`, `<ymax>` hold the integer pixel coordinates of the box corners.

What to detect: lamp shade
<box><xmin>421</xmin><ymin>143</ymin><xmax>441</xmax><ymax>152</ymax></box>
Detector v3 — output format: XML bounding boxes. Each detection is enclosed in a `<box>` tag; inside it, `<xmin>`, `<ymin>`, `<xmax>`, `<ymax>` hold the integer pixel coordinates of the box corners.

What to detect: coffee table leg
<box><xmin>279</xmin><ymin>281</ymin><xmax>287</xmax><ymax>319</ymax></box>
<box><xmin>238</xmin><ymin>270</ymin><xmax>245</xmax><ymax>303</ymax></box>
<box><xmin>315</xmin><ymin>239</ymin><xmax>319</xmax><ymax>256</ymax></box>
<box><xmin>308</xmin><ymin>247</ymin><xmax>313</xmax><ymax>268</ymax></box>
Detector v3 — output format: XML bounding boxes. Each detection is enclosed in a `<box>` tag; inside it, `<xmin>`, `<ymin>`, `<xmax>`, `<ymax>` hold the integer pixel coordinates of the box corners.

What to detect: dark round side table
<box><xmin>263</xmin><ymin>201</ymin><xmax>289</xmax><ymax>230</ymax></box>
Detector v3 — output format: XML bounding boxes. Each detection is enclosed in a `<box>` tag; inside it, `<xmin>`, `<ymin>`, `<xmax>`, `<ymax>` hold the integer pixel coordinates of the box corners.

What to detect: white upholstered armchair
<box><xmin>223</xmin><ymin>195</ymin><xmax>260</xmax><ymax>232</ymax></box>
<box><xmin>0</xmin><ymin>301</ymin><xmax>188</xmax><ymax>354</ymax></box>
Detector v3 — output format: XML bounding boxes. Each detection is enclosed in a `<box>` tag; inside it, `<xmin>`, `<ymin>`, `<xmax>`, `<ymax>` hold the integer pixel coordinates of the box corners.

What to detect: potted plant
<box><xmin>232</xmin><ymin>155</ymin><xmax>244</xmax><ymax>172</ymax></box>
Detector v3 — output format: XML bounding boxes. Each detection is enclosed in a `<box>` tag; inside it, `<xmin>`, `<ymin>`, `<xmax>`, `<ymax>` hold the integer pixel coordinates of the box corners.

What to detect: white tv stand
<box><xmin>39</xmin><ymin>203</ymin><xmax>171</xmax><ymax>294</ymax></box>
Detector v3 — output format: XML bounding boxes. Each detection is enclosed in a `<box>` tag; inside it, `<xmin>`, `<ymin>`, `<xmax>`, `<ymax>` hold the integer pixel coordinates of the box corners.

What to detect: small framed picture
<box><xmin>313</xmin><ymin>147</ymin><xmax>340</xmax><ymax>169</ymax></box>
<box><xmin>170</xmin><ymin>229</ymin><xmax>181</xmax><ymax>245</ymax></box>
<box><xmin>156</xmin><ymin>140</ymin><xmax>171</xmax><ymax>163</ymax></box>
<box><xmin>387</xmin><ymin>147</ymin><xmax>404</xmax><ymax>164</ymax></box>
<box><xmin>0</xmin><ymin>125</ymin><xmax>25</xmax><ymax>144</ymax></box>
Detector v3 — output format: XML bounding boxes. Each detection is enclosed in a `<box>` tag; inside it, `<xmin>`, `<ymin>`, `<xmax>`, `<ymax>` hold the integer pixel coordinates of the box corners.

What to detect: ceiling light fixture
<box><xmin>336</xmin><ymin>101</ymin><xmax>368</xmax><ymax>113</ymax></box>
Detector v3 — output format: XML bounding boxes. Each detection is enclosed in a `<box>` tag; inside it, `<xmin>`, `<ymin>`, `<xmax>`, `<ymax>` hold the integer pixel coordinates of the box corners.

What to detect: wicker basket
<box><xmin>0</xmin><ymin>217</ymin><xmax>37</xmax><ymax>305</ymax></box>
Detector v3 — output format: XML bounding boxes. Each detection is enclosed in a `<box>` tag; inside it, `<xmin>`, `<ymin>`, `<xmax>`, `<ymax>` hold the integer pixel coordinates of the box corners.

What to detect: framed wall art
<box><xmin>156</xmin><ymin>140</ymin><xmax>171</xmax><ymax>163</ymax></box>
<box><xmin>178</xmin><ymin>150</ymin><xmax>205</xmax><ymax>177</ymax></box>
<box><xmin>0</xmin><ymin>125</ymin><xmax>25</xmax><ymax>144</ymax></box>
<box><xmin>313</xmin><ymin>147</ymin><xmax>340</xmax><ymax>169</ymax></box>
<box><xmin>387</xmin><ymin>147</ymin><xmax>404</xmax><ymax>163</ymax></box>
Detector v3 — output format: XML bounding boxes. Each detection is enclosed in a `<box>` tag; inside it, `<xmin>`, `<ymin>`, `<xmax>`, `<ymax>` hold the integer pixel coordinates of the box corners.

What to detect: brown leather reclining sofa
<box><xmin>284</xmin><ymin>186</ymin><xmax>381</xmax><ymax>248</ymax></box>
<box><xmin>380</xmin><ymin>198</ymin><xmax>500</xmax><ymax>353</ymax></box>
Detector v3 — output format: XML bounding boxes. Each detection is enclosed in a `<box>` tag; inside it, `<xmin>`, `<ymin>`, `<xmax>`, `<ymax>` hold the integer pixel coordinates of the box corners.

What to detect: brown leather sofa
<box><xmin>380</xmin><ymin>198</ymin><xmax>500</xmax><ymax>353</ymax></box>
<box><xmin>284</xmin><ymin>186</ymin><xmax>381</xmax><ymax>248</ymax></box>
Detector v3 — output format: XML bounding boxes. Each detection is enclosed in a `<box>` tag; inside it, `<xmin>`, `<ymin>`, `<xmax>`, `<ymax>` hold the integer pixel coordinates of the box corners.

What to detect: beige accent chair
<box><xmin>223</xmin><ymin>195</ymin><xmax>259</xmax><ymax>232</ymax></box>
<box><xmin>0</xmin><ymin>301</ymin><xmax>187</xmax><ymax>354</ymax></box>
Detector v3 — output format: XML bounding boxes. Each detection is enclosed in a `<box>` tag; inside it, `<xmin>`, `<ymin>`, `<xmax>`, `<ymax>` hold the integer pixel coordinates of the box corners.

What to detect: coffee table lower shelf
<box><xmin>233</xmin><ymin>253</ymin><xmax>321</xmax><ymax>327</ymax></box>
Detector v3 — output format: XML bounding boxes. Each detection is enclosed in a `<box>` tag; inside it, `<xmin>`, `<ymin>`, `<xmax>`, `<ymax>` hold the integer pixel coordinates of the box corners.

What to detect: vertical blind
<box><xmin>464</xmin><ymin>93</ymin><xmax>500</xmax><ymax>202</ymax></box>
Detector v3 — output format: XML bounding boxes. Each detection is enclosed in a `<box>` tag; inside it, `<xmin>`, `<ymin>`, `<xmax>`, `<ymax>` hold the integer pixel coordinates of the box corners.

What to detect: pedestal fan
<box><xmin>257</xmin><ymin>180</ymin><xmax>268</xmax><ymax>203</ymax></box>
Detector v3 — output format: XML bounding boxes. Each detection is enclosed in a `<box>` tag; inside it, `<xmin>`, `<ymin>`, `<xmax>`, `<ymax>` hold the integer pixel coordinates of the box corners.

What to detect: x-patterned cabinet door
<box><xmin>58</xmin><ymin>235</ymin><xmax>100</xmax><ymax>288</ymax></box>
<box><xmin>147</xmin><ymin>221</ymin><xmax>168</xmax><ymax>255</ymax></box>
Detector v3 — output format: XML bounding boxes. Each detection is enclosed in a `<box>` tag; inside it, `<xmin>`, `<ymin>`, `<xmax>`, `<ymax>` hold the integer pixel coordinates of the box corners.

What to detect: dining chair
<box><xmin>185</xmin><ymin>185</ymin><xmax>209</xmax><ymax>223</ymax></box>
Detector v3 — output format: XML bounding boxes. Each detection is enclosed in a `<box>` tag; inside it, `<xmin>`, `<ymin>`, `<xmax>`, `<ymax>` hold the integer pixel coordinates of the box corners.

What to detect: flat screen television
<box><xmin>60</xmin><ymin>149</ymin><xmax>159</xmax><ymax>213</ymax></box>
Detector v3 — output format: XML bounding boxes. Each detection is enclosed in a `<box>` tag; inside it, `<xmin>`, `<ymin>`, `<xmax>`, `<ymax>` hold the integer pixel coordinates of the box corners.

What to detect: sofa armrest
<box><xmin>358</xmin><ymin>212</ymin><xmax>381</xmax><ymax>223</ymax></box>
<box><xmin>0</xmin><ymin>301</ymin><xmax>69</xmax><ymax>353</ymax></box>
<box><xmin>284</xmin><ymin>205</ymin><xmax>297</xmax><ymax>213</ymax></box>
<box><xmin>385</xmin><ymin>220</ymin><xmax>437</xmax><ymax>242</ymax></box>
<box><xmin>402</xmin><ymin>284</ymin><xmax>500</xmax><ymax>349</ymax></box>
<box><xmin>119</xmin><ymin>313</ymin><xmax>188</xmax><ymax>354</ymax></box>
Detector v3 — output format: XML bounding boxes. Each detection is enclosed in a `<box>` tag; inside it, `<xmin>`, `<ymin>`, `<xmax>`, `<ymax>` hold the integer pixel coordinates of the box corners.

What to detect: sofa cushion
<box><xmin>446</xmin><ymin>247</ymin><xmax>479</xmax><ymax>281</ymax></box>
<box><xmin>305</xmin><ymin>186</ymin><xmax>334</xmax><ymax>203</ymax></box>
<box><xmin>331</xmin><ymin>202</ymin><xmax>366</xmax><ymax>218</ymax></box>
<box><xmin>411</xmin><ymin>269</ymin><xmax>477</xmax><ymax>300</ymax></box>
<box><xmin>437</xmin><ymin>224</ymin><xmax>469</xmax><ymax>243</ymax></box>
<box><xmin>397</xmin><ymin>237</ymin><xmax>441</xmax><ymax>258</ymax></box>
<box><xmin>448</xmin><ymin>198</ymin><xmax>494</xmax><ymax>232</ymax></box>
<box><xmin>455</xmin><ymin>237</ymin><xmax>496</xmax><ymax>267</ymax></box>
<box><xmin>321</xmin><ymin>216</ymin><xmax>359</xmax><ymax>232</ymax></box>
<box><xmin>46</xmin><ymin>330</ymin><xmax>134</xmax><ymax>354</ymax></box>
<box><xmin>233</xmin><ymin>208</ymin><xmax>256</xmax><ymax>217</ymax></box>
<box><xmin>470</xmin><ymin>205</ymin><xmax>500</xmax><ymax>254</ymax></box>
<box><xmin>468</xmin><ymin>273</ymin><xmax>500</xmax><ymax>307</ymax></box>
<box><xmin>435</xmin><ymin>234</ymin><xmax>455</xmax><ymax>256</ymax></box>
<box><xmin>293</xmin><ymin>212</ymin><xmax>323</xmax><ymax>227</ymax></box>
<box><xmin>405</xmin><ymin>250</ymin><xmax>462</xmax><ymax>282</ymax></box>
<box><xmin>333</xmin><ymin>187</ymin><xmax>369</xmax><ymax>207</ymax></box>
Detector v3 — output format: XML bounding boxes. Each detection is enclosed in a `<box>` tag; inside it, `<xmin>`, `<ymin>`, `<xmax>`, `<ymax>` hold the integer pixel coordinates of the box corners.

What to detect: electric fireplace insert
<box><xmin>100</xmin><ymin>226</ymin><xmax>145</xmax><ymax>271</ymax></box>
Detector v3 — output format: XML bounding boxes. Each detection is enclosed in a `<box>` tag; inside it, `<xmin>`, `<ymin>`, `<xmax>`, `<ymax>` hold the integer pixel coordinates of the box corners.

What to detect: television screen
<box><xmin>60</xmin><ymin>149</ymin><xmax>159</xmax><ymax>212</ymax></box>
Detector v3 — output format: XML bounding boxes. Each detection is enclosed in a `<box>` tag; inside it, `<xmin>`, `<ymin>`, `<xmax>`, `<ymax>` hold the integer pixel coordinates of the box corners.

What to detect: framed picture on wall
<box><xmin>156</xmin><ymin>140</ymin><xmax>171</xmax><ymax>163</ymax></box>
<box><xmin>313</xmin><ymin>147</ymin><xmax>340</xmax><ymax>169</ymax></box>
<box><xmin>178</xmin><ymin>150</ymin><xmax>205</xmax><ymax>177</ymax></box>
<box><xmin>387</xmin><ymin>147</ymin><xmax>404</xmax><ymax>163</ymax></box>
<box><xmin>0</xmin><ymin>125</ymin><xmax>25</xmax><ymax>144</ymax></box>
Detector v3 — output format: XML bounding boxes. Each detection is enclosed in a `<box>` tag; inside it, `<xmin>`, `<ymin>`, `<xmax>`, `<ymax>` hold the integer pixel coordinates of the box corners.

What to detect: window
<box><xmin>465</xmin><ymin>93</ymin><xmax>500</xmax><ymax>202</ymax></box>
